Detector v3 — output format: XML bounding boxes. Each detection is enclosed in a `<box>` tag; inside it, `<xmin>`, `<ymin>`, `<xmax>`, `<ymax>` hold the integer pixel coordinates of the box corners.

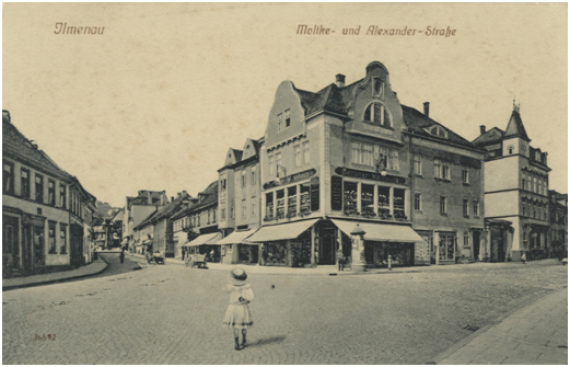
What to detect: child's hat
<box><xmin>231</xmin><ymin>268</ymin><xmax>247</xmax><ymax>285</ymax></box>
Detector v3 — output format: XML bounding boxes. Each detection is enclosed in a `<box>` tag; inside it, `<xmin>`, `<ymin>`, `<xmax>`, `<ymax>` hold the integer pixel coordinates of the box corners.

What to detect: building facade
<box><xmin>2</xmin><ymin>110</ymin><xmax>96</xmax><ymax>277</ymax></box>
<box><xmin>473</xmin><ymin>104</ymin><xmax>550</xmax><ymax>262</ymax></box>
<box><xmin>548</xmin><ymin>190</ymin><xmax>567</xmax><ymax>257</ymax></box>
<box><xmin>123</xmin><ymin>190</ymin><xmax>168</xmax><ymax>252</ymax></box>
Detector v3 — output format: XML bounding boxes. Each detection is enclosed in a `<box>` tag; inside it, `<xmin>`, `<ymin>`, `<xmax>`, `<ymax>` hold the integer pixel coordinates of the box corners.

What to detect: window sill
<box><xmin>463</xmin><ymin>215</ymin><xmax>470</xmax><ymax>218</ymax></box>
<box><xmin>443</xmin><ymin>179</ymin><xmax>451</xmax><ymax>183</ymax></box>
<box><xmin>414</xmin><ymin>210</ymin><xmax>423</xmax><ymax>213</ymax></box>
<box><xmin>440</xmin><ymin>213</ymin><xmax>448</xmax><ymax>217</ymax></box>
<box><xmin>462</xmin><ymin>183</ymin><xmax>470</xmax><ymax>186</ymax></box>
<box><xmin>414</xmin><ymin>174</ymin><xmax>423</xmax><ymax>178</ymax></box>
<box><xmin>362</xmin><ymin>121</ymin><xmax>394</xmax><ymax>130</ymax></box>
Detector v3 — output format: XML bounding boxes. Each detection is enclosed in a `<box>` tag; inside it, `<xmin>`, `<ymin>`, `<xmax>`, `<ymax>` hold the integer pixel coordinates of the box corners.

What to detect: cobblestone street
<box><xmin>3</xmin><ymin>258</ymin><xmax>567</xmax><ymax>364</ymax></box>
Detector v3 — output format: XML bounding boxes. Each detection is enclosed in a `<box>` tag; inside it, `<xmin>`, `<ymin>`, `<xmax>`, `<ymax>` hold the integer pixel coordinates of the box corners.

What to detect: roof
<box><xmin>172</xmin><ymin>181</ymin><xmax>218</xmax><ymax>219</ymax></box>
<box><xmin>472</xmin><ymin>127</ymin><xmax>505</xmax><ymax>146</ymax></box>
<box><xmin>293</xmin><ymin>79</ymin><xmax>362</xmax><ymax>117</ymax></box>
<box><xmin>133</xmin><ymin>209</ymin><xmax>157</xmax><ymax>230</ymax></box>
<box><xmin>401</xmin><ymin>105</ymin><xmax>479</xmax><ymax>150</ymax></box>
<box><xmin>127</xmin><ymin>190</ymin><xmax>166</xmax><ymax>208</ymax></box>
<box><xmin>149</xmin><ymin>193</ymin><xmax>193</xmax><ymax>223</ymax></box>
<box><xmin>231</xmin><ymin>149</ymin><xmax>243</xmax><ymax>162</ymax></box>
<box><xmin>504</xmin><ymin>110</ymin><xmax>530</xmax><ymax>141</ymax></box>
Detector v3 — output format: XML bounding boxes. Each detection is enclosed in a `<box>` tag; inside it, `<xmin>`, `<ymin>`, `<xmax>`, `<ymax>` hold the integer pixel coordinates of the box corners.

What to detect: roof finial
<box><xmin>513</xmin><ymin>97</ymin><xmax>520</xmax><ymax>113</ymax></box>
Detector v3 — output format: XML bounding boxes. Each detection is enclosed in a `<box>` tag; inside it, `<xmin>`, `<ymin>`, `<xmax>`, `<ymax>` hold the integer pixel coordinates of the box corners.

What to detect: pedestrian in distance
<box><xmin>223</xmin><ymin>268</ymin><xmax>254</xmax><ymax>351</ymax></box>
<box><xmin>119</xmin><ymin>247</ymin><xmax>125</xmax><ymax>264</ymax></box>
<box><xmin>521</xmin><ymin>251</ymin><xmax>527</xmax><ymax>264</ymax></box>
<box><xmin>337</xmin><ymin>248</ymin><xmax>346</xmax><ymax>272</ymax></box>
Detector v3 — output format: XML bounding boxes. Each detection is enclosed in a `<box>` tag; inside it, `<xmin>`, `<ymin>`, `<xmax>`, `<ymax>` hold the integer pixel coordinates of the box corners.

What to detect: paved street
<box><xmin>3</xmin><ymin>257</ymin><xmax>567</xmax><ymax>364</ymax></box>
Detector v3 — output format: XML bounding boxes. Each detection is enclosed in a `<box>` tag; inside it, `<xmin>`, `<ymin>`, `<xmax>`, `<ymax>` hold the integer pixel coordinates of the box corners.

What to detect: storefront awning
<box><xmin>247</xmin><ymin>219</ymin><xmax>318</xmax><ymax>242</ymax></box>
<box><xmin>331</xmin><ymin>219</ymin><xmax>423</xmax><ymax>243</ymax></box>
<box><xmin>217</xmin><ymin>229</ymin><xmax>254</xmax><ymax>245</ymax></box>
<box><xmin>185</xmin><ymin>232</ymin><xmax>222</xmax><ymax>247</ymax></box>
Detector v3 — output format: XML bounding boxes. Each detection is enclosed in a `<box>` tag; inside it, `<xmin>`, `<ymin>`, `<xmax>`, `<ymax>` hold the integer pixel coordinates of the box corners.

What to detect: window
<box><xmin>302</xmin><ymin>141</ymin><xmax>310</xmax><ymax>164</ymax></box>
<box><xmin>462</xmin><ymin>170</ymin><xmax>469</xmax><ymax>184</ymax></box>
<box><xmin>351</xmin><ymin>142</ymin><xmax>361</xmax><ymax>164</ymax></box>
<box><xmin>429</xmin><ymin>126</ymin><xmax>448</xmax><ymax>139</ymax></box>
<box><xmin>508</xmin><ymin>146</ymin><xmax>514</xmax><ymax>155</ymax></box>
<box><xmin>284</xmin><ymin>109</ymin><xmax>291</xmax><ymax>128</ymax></box>
<box><xmin>414</xmin><ymin>194</ymin><xmax>421</xmax><ymax>211</ymax></box>
<box><xmin>276</xmin><ymin>190</ymin><xmax>285</xmax><ymax>218</ymax></box>
<box><xmin>522</xmin><ymin>178</ymin><xmax>526</xmax><ymax>190</ymax></box>
<box><xmin>276</xmin><ymin>153</ymin><xmax>283</xmax><ymax>177</ymax></box>
<box><xmin>464</xmin><ymin>231</ymin><xmax>469</xmax><ymax>248</ymax></box>
<box><xmin>393</xmin><ymin>189</ymin><xmax>405</xmax><ymax>219</ymax></box>
<box><xmin>440</xmin><ymin>196</ymin><xmax>447</xmax><ymax>215</ymax></box>
<box><xmin>363</xmin><ymin>102</ymin><xmax>391</xmax><ymax>127</ymax></box>
<box><xmin>242</xmin><ymin>201</ymin><xmax>247</xmax><ymax>219</ymax></box>
<box><xmin>48</xmin><ymin>180</ymin><xmax>56</xmax><ymax>205</ymax></box>
<box><xmin>294</xmin><ymin>145</ymin><xmax>302</xmax><ymax>166</ymax></box>
<box><xmin>268</xmin><ymin>155</ymin><xmax>275</xmax><ymax>176</ymax></box>
<box><xmin>344</xmin><ymin>182</ymin><xmax>358</xmax><ymax>215</ymax></box>
<box><xmin>35</xmin><ymin>174</ymin><xmax>44</xmax><ymax>203</ymax></box>
<box><xmin>213</xmin><ymin>209</ymin><xmax>217</xmax><ymax>223</ymax></box>
<box><xmin>221</xmin><ymin>208</ymin><xmax>226</xmax><ymax>220</ymax></box>
<box><xmin>3</xmin><ymin>161</ymin><xmax>14</xmax><ymax>194</ymax></box>
<box><xmin>21</xmin><ymin>168</ymin><xmax>30</xmax><ymax>198</ymax></box>
<box><xmin>59</xmin><ymin>184</ymin><xmax>66</xmax><ymax>208</ymax></box>
<box><xmin>473</xmin><ymin>200</ymin><xmax>479</xmax><ymax>217</ymax></box>
<box><xmin>378</xmin><ymin>186</ymin><xmax>390</xmax><ymax>217</ymax></box>
<box><xmin>413</xmin><ymin>155</ymin><xmax>422</xmax><ymax>175</ymax></box>
<box><xmin>207</xmin><ymin>209</ymin><xmax>211</xmax><ymax>224</ymax></box>
<box><xmin>287</xmin><ymin>186</ymin><xmax>297</xmax><ymax>217</ymax></box>
<box><xmin>439</xmin><ymin>233</ymin><xmax>455</xmax><ymax>261</ymax></box>
<box><xmin>434</xmin><ymin>160</ymin><xmax>441</xmax><ymax>179</ymax></box>
<box><xmin>388</xmin><ymin>150</ymin><xmax>399</xmax><ymax>171</ymax></box>
<box><xmin>241</xmin><ymin>170</ymin><xmax>246</xmax><ymax>187</ymax></box>
<box><xmin>252</xmin><ymin>200</ymin><xmax>256</xmax><ymax>217</ymax></box>
<box><xmin>277</xmin><ymin>113</ymin><xmax>282</xmax><ymax>132</ymax></box>
<box><xmin>266</xmin><ymin>192</ymin><xmax>274</xmax><ymax>218</ymax></box>
<box><xmin>362</xmin><ymin>144</ymin><xmax>373</xmax><ymax>166</ymax></box>
<box><xmin>220</xmin><ymin>175</ymin><xmax>227</xmax><ymax>191</ymax></box>
<box><xmin>48</xmin><ymin>222</ymin><xmax>57</xmax><ymax>254</ymax></box>
<box><xmin>361</xmin><ymin>184</ymin><xmax>374</xmax><ymax>216</ymax></box>
<box><xmin>442</xmin><ymin>162</ymin><xmax>450</xmax><ymax>180</ymax></box>
<box><xmin>373</xmin><ymin>78</ymin><xmax>385</xmax><ymax>99</ymax></box>
<box><xmin>59</xmin><ymin>224</ymin><xmax>67</xmax><ymax>254</ymax></box>
<box><xmin>251</xmin><ymin>167</ymin><xmax>257</xmax><ymax>185</ymax></box>
<box><xmin>463</xmin><ymin>199</ymin><xmax>469</xmax><ymax>217</ymax></box>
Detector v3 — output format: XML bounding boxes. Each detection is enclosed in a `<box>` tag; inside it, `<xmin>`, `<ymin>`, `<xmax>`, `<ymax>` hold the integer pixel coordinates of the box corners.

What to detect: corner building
<box><xmin>247</xmin><ymin>61</ymin><xmax>485</xmax><ymax>268</ymax></box>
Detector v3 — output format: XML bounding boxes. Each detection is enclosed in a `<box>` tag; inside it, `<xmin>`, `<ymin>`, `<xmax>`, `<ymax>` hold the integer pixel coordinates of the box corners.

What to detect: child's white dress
<box><xmin>222</xmin><ymin>283</ymin><xmax>254</xmax><ymax>329</ymax></box>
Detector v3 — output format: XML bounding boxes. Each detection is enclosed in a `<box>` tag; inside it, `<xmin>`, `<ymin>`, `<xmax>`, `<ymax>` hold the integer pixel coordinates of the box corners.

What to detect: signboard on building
<box><xmin>334</xmin><ymin>167</ymin><xmax>407</xmax><ymax>185</ymax></box>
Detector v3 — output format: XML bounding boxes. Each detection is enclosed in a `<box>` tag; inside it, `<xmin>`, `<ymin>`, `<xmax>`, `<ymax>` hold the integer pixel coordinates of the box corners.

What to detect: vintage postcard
<box><xmin>2</xmin><ymin>3</ymin><xmax>568</xmax><ymax>365</ymax></box>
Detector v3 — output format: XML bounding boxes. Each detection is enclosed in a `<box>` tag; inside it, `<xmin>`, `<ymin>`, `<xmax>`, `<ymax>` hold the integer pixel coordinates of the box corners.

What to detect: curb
<box><xmin>430</xmin><ymin>287</ymin><xmax>566</xmax><ymax>364</ymax></box>
<box><xmin>2</xmin><ymin>260</ymin><xmax>109</xmax><ymax>292</ymax></box>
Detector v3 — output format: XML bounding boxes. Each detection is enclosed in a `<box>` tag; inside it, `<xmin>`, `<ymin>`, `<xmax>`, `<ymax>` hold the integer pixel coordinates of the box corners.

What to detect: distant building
<box><xmin>473</xmin><ymin>103</ymin><xmax>550</xmax><ymax>261</ymax></box>
<box><xmin>2</xmin><ymin>110</ymin><xmax>96</xmax><ymax>277</ymax></box>
<box><xmin>548</xmin><ymin>190</ymin><xmax>567</xmax><ymax>255</ymax></box>
<box><xmin>122</xmin><ymin>190</ymin><xmax>168</xmax><ymax>252</ymax></box>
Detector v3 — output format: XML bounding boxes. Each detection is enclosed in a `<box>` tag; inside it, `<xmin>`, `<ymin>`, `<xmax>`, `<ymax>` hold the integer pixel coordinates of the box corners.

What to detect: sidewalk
<box><xmin>435</xmin><ymin>288</ymin><xmax>568</xmax><ymax>365</ymax></box>
<box><xmin>127</xmin><ymin>253</ymin><xmax>563</xmax><ymax>276</ymax></box>
<box><xmin>2</xmin><ymin>259</ymin><xmax>108</xmax><ymax>291</ymax></box>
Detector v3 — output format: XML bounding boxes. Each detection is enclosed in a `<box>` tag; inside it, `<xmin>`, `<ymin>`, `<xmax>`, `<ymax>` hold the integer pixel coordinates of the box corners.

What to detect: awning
<box><xmin>217</xmin><ymin>229</ymin><xmax>254</xmax><ymax>245</ymax></box>
<box><xmin>185</xmin><ymin>232</ymin><xmax>222</xmax><ymax>247</ymax></box>
<box><xmin>120</xmin><ymin>238</ymin><xmax>129</xmax><ymax>246</ymax></box>
<box><xmin>143</xmin><ymin>239</ymin><xmax>153</xmax><ymax>245</ymax></box>
<box><xmin>331</xmin><ymin>219</ymin><xmax>423</xmax><ymax>243</ymax></box>
<box><xmin>247</xmin><ymin>219</ymin><xmax>318</xmax><ymax>242</ymax></box>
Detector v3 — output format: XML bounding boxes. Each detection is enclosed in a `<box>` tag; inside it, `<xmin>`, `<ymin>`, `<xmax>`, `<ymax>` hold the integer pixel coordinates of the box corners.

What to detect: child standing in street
<box><xmin>223</xmin><ymin>268</ymin><xmax>254</xmax><ymax>351</ymax></box>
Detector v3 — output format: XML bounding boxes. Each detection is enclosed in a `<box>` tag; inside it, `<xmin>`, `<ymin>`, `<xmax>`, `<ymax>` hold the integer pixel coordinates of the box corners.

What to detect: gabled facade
<box><xmin>123</xmin><ymin>189</ymin><xmax>168</xmax><ymax>252</ymax></box>
<box><xmin>473</xmin><ymin>104</ymin><xmax>551</xmax><ymax>261</ymax></box>
<box><xmin>150</xmin><ymin>191</ymin><xmax>193</xmax><ymax>257</ymax></box>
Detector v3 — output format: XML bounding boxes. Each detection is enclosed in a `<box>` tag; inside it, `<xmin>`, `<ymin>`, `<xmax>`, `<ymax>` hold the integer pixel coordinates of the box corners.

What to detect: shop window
<box><xmin>300</xmin><ymin>183</ymin><xmax>311</xmax><ymax>216</ymax></box>
<box><xmin>48</xmin><ymin>179</ymin><xmax>56</xmax><ymax>206</ymax></box>
<box><xmin>413</xmin><ymin>154</ymin><xmax>422</xmax><ymax>175</ymax></box>
<box><xmin>3</xmin><ymin>161</ymin><xmax>14</xmax><ymax>195</ymax></box>
<box><xmin>361</xmin><ymin>184</ymin><xmax>374</xmax><ymax>217</ymax></box>
<box><xmin>394</xmin><ymin>189</ymin><xmax>405</xmax><ymax>219</ymax></box>
<box><xmin>276</xmin><ymin>190</ymin><xmax>285</xmax><ymax>219</ymax></box>
<box><xmin>35</xmin><ymin>174</ymin><xmax>44</xmax><ymax>203</ymax></box>
<box><xmin>59</xmin><ymin>224</ymin><xmax>67</xmax><ymax>254</ymax></box>
<box><xmin>439</xmin><ymin>234</ymin><xmax>455</xmax><ymax>261</ymax></box>
<box><xmin>344</xmin><ymin>182</ymin><xmax>358</xmax><ymax>215</ymax></box>
<box><xmin>414</xmin><ymin>194</ymin><xmax>421</xmax><ymax>211</ymax></box>
<box><xmin>48</xmin><ymin>222</ymin><xmax>57</xmax><ymax>254</ymax></box>
<box><xmin>2</xmin><ymin>217</ymin><xmax>17</xmax><ymax>256</ymax></box>
<box><xmin>34</xmin><ymin>226</ymin><xmax>45</xmax><ymax>266</ymax></box>
<box><xmin>378</xmin><ymin>186</ymin><xmax>390</xmax><ymax>217</ymax></box>
<box><xmin>364</xmin><ymin>102</ymin><xmax>391</xmax><ymax>128</ymax></box>
<box><xmin>59</xmin><ymin>184</ymin><xmax>66</xmax><ymax>208</ymax></box>
<box><xmin>463</xmin><ymin>200</ymin><xmax>469</xmax><ymax>217</ymax></box>
<box><xmin>265</xmin><ymin>242</ymin><xmax>288</xmax><ymax>265</ymax></box>
<box><xmin>440</xmin><ymin>196</ymin><xmax>447</xmax><ymax>215</ymax></box>
<box><xmin>265</xmin><ymin>192</ymin><xmax>274</xmax><ymax>218</ymax></box>
<box><xmin>20</xmin><ymin>168</ymin><xmax>30</xmax><ymax>198</ymax></box>
<box><xmin>302</xmin><ymin>141</ymin><xmax>310</xmax><ymax>164</ymax></box>
<box><xmin>287</xmin><ymin>186</ymin><xmax>297</xmax><ymax>217</ymax></box>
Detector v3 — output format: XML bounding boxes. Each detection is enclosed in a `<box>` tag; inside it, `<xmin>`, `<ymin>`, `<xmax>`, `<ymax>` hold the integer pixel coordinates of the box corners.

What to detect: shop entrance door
<box><xmin>319</xmin><ymin>228</ymin><xmax>337</xmax><ymax>265</ymax></box>
<box><xmin>22</xmin><ymin>224</ymin><xmax>33</xmax><ymax>274</ymax></box>
<box><xmin>473</xmin><ymin>231</ymin><xmax>480</xmax><ymax>261</ymax></box>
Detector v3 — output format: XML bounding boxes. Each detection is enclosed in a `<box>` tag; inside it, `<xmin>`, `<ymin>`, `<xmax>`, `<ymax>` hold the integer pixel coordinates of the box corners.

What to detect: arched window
<box><xmin>363</xmin><ymin>102</ymin><xmax>391</xmax><ymax>128</ymax></box>
<box><xmin>429</xmin><ymin>126</ymin><xmax>448</xmax><ymax>139</ymax></box>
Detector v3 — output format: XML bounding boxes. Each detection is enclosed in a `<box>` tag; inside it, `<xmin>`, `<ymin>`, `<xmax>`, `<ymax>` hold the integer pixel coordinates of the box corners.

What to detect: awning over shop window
<box><xmin>247</xmin><ymin>219</ymin><xmax>318</xmax><ymax>243</ymax></box>
<box><xmin>184</xmin><ymin>232</ymin><xmax>222</xmax><ymax>247</ymax></box>
<box><xmin>331</xmin><ymin>219</ymin><xmax>423</xmax><ymax>243</ymax></box>
<box><xmin>217</xmin><ymin>229</ymin><xmax>254</xmax><ymax>245</ymax></box>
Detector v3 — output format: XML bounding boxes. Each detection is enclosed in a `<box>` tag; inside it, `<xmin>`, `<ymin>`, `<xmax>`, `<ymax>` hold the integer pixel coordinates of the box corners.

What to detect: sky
<box><xmin>3</xmin><ymin>3</ymin><xmax>567</xmax><ymax>207</ymax></box>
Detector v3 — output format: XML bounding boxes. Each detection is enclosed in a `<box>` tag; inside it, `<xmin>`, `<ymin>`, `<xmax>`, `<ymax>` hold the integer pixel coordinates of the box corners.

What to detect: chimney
<box><xmin>177</xmin><ymin>192</ymin><xmax>181</xmax><ymax>197</ymax></box>
<box><xmin>480</xmin><ymin>125</ymin><xmax>486</xmax><ymax>135</ymax></box>
<box><xmin>336</xmin><ymin>74</ymin><xmax>345</xmax><ymax>88</ymax></box>
<box><xmin>171</xmin><ymin>196</ymin><xmax>174</xmax><ymax>202</ymax></box>
<box><xmin>423</xmin><ymin>102</ymin><xmax>430</xmax><ymax>117</ymax></box>
<box><xmin>182</xmin><ymin>190</ymin><xmax>187</xmax><ymax>196</ymax></box>
<box><xmin>2</xmin><ymin>110</ymin><xmax>10</xmax><ymax>124</ymax></box>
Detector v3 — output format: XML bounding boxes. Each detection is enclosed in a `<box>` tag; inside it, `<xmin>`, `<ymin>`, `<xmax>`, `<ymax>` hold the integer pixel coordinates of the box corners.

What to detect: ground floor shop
<box><xmin>183</xmin><ymin>232</ymin><xmax>222</xmax><ymax>263</ymax></box>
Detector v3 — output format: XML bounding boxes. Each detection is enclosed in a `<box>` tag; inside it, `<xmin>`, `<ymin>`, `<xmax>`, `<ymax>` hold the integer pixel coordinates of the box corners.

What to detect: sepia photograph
<box><xmin>2</xmin><ymin>3</ymin><xmax>568</xmax><ymax>365</ymax></box>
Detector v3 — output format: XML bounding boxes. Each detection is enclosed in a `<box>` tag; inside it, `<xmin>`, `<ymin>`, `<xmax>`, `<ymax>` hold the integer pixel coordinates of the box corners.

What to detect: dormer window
<box><xmin>364</xmin><ymin>102</ymin><xmax>391</xmax><ymax>128</ymax></box>
<box><xmin>428</xmin><ymin>125</ymin><xmax>448</xmax><ymax>139</ymax></box>
<box><xmin>373</xmin><ymin>78</ymin><xmax>385</xmax><ymax>99</ymax></box>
